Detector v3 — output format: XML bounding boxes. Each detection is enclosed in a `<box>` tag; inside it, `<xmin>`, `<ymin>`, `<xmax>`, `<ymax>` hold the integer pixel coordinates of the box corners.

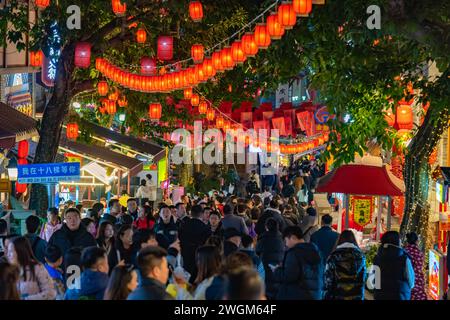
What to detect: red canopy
<box><xmin>316</xmin><ymin>164</ymin><xmax>404</xmax><ymax>196</ymax></box>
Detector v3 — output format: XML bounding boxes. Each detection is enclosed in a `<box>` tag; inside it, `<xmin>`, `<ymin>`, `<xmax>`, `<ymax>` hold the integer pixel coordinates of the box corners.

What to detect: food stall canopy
<box><xmin>316</xmin><ymin>156</ymin><xmax>405</xmax><ymax>196</ymax></box>
<box><xmin>0</xmin><ymin>102</ymin><xmax>38</xmax><ymax>149</ymax></box>
<box><xmin>59</xmin><ymin>138</ymin><xmax>143</xmax><ymax>176</ymax></box>
<box><xmin>80</xmin><ymin>120</ymin><xmax>166</xmax><ymax>162</ymax></box>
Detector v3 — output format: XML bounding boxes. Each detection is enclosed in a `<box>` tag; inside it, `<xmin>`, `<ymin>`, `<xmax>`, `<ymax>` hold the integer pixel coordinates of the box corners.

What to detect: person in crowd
<box><xmin>135</xmin><ymin>179</ymin><xmax>151</xmax><ymax>206</ymax></box>
<box><xmin>282</xmin><ymin>180</ymin><xmax>296</xmax><ymax>199</ymax></box>
<box><xmin>154</xmin><ymin>207</ymin><xmax>178</xmax><ymax>245</ymax></box>
<box><xmin>104</xmin><ymin>264</ymin><xmax>139</xmax><ymax>300</ymax></box>
<box><xmin>297</xmin><ymin>184</ymin><xmax>309</xmax><ymax>204</ymax></box>
<box><xmin>44</xmin><ymin>245</ymin><xmax>65</xmax><ymax>300</ymax></box>
<box><xmin>281</xmin><ymin>204</ymin><xmax>299</xmax><ymax>227</ymax></box>
<box><xmin>274</xmin><ymin>226</ymin><xmax>323</xmax><ymax>300</ymax></box>
<box><xmin>109</xmin><ymin>224</ymin><xmax>134</xmax><ymax>268</ymax></box>
<box><xmin>48</xmin><ymin>208</ymin><xmax>97</xmax><ymax>259</ymax></box>
<box><xmin>223</xmin><ymin>228</ymin><xmax>242</xmax><ymax>257</ymax></box>
<box><xmin>250</xmin><ymin>170</ymin><xmax>261</xmax><ymax>191</ymax></box>
<box><xmin>89</xmin><ymin>203</ymin><xmax>104</xmax><ymax>228</ymax></box>
<box><xmin>81</xmin><ymin>217</ymin><xmax>97</xmax><ymax>239</ymax></box>
<box><xmin>65</xmin><ymin>246</ymin><xmax>109</xmax><ymax>300</ymax></box>
<box><xmin>255</xmin><ymin>199</ymin><xmax>286</xmax><ymax>236</ymax></box>
<box><xmin>203</xmin><ymin>206</ymin><xmax>212</xmax><ymax>224</ymax></box>
<box><xmin>63</xmin><ymin>247</ymin><xmax>82</xmax><ymax>286</ymax></box>
<box><xmin>298</xmin><ymin>206</ymin><xmax>319</xmax><ymax>243</ymax></box>
<box><xmin>127</xmin><ymin>246</ymin><xmax>172</xmax><ymax>300</ymax></box>
<box><xmin>6</xmin><ymin>236</ymin><xmax>56</xmax><ymax>300</ymax></box>
<box><xmin>24</xmin><ymin>215</ymin><xmax>47</xmax><ymax>264</ymax></box>
<box><xmin>226</xmin><ymin>269</ymin><xmax>266</xmax><ymax>300</ymax></box>
<box><xmin>0</xmin><ymin>261</ymin><xmax>20</xmax><ymax>300</ymax></box>
<box><xmin>372</xmin><ymin>231</ymin><xmax>415</xmax><ymax>300</ymax></box>
<box><xmin>100</xmin><ymin>199</ymin><xmax>121</xmax><ymax>225</ymax></box>
<box><xmin>324</xmin><ymin>230</ymin><xmax>366</xmax><ymax>300</ymax></box>
<box><xmin>246</xmin><ymin>176</ymin><xmax>259</xmax><ymax>197</ymax></box>
<box><xmin>133</xmin><ymin>205</ymin><xmax>156</xmax><ymax>230</ymax></box>
<box><xmin>293</xmin><ymin>174</ymin><xmax>304</xmax><ymax>195</ymax></box>
<box><xmin>404</xmin><ymin>232</ymin><xmax>427</xmax><ymax>300</ymax></box>
<box><xmin>175</xmin><ymin>202</ymin><xmax>190</xmax><ymax>228</ymax></box>
<box><xmin>241</xmin><ymin>234</ymin><xmax>265</xmax><ymax>281</ymax></box>
<box><xmin>260</xmin><ymin>187</ymin><xmax>273</xmax><ymax>205</ymax></box>
<box><xmin>221</xmin><ymin>204</ymin><xmax>248</xmax><ymax>235</ymax></box>
<box><xmin>96</xmin><ymin>221</ymin><xmax>115</xmax><ymax>261</ymax></box>
<box><xmin>40</xmin><ymin>207</ymin><xmax>62</xmax><ymax>242</ymax></box>
<box><xmin>208</xmin><ymin>211</ymin><xmax>223</xmax><ymax>237</ymax></box>
<box><xmin>297</xmin><ymin>202</ymin><xmax>308</xmax><ymax>222</ymax></box>
<box><xmin>117</xmin><ymin>214</ymin><xmax>134</xmax><ymax>227</ymax></box>
<box><xmin>76</xmin><ymin>204</ymin><xmax>83</xmax><ymax>214</ymax></box>
<box><xmin>145</xmin><ymin>174</ymin><xmax>158</xmax><ymax>210</ymax></box>
<box><xmin>126</xmin><ymin>198</ymin><xmax>139</xmax><ymax>221</ymax></box>
<box><xmin>178</xmin><ymin>205</ymin><xmax>212</xmax><ymax>283</ymax></box>
<box><xmin>310</xmin><ymin>214</ymin><xmax>340</xmax><ymax>262</ymax></box>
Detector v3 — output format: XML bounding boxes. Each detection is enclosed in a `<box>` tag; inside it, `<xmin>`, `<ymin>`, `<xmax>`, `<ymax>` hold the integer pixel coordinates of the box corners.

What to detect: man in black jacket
<box><xmin>128</xmin><ymin>246</ymin><xmax>173</xmax><ymax>300</ymax></box>
<box><xmin>48</xmin><ymin>208</ymin><xmax>97</xmax><ymax>259</ymax></box>
<box><xmin>274</xmin><ymin>226</ymin><xmax>324</xmax><ymax>300</ymax></box>
<box><xmin>178</xmin><ymin>205</ymin><xmax>211</xmax><ymax>283</ymax></box>
<box><xmin>255</xmin><ymin>199</ymin><xmax>286</xmax><ymax>236</ymax></box>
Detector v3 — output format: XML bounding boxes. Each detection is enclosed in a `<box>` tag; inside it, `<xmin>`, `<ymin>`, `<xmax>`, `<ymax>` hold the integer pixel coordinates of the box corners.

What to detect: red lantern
<box><xmin>396</xmin><ymin>104</ymin><xmax>413</xmax><ymax>130</ymax></box>
<box><xmin>15</xmin><ymin>181</ymin><xmax>27</xmax><ymax>194</ymax></box>
<box><xmin>220</xmin><ymin>46</ymin><xmax>234</xmax><ymax>70</ymax></box>
<box><xmin>293</xmin><ymin>0</ymin><xmax>312</xmax><ymax>16</ymax></box>
<box><xmin>198</xmin><ymin>100</ymin><xmax>208</xmax><ymax>114</ymax></box>
<box><xmin>157</xmin><ymin>36</ymin><xmax>173</xmax><ymax>61</ymax></box>
<box><xmin>74</xmin><ymin>42</ymin><xmax>91</xmax><ymax>68</ymax></box>
<box><xmin>231</xmin><ymin>41</ymin><xmax>246</xmax><ymax>64</ymax></box>
<box><xmin>203</xmin><ymin>58</ymin><xmax>216</xmax><ymax>77</ymax></box>
<box><xmin>278</xmin><ymin>2</ymin><xmax>297</xmax><ymax>29</ymax></box>
<box><xmin>149</xmin><ymin>103</ymin><xmax>162</xmax><ymax>120</ymax></box>
<box><xmin>30</xmin><ymin>50</ymin><xmax>43</xmax><ymax>67</ymax></box>
<box><xmin>184</xmin><ymin>88</ymin><xmax>193</xmax><ymax>99</ymax></box>
<box><xmin>216</xmin><ymin>115</ymin><xmax>224</xmax><ymax>128</ymax></box>
<box><xmin>141</xmin><ymin>57</ymin><xmax>156</xmax><ymax>75</ymax></box>
<box><xmin>112</xmin><ymin>0</ymin><xmax>126</xmax><ymax>16</ymax></box>
<box><xmin>191</xmin><ymin>93</ymin><xmax>200</xmax><ymax>106</ymax></box>
<box><xmin>66</xmin><ymin>123</ymin><xmax>79</xmax><ymax>140</ymax></box>
<box><xmin>108</xmin><ymin>88</ymin><xmax>119</xmax><ymax>101</ymax></box>
<box><xmin>189</xmin><ymin>1</ymin><xmax>203</xmax><ymax>22</ymax></box>
<box><xmin>206</xmin><ymin>108</ymin><xmax>215</xmax><ymax>121</ymax></box>
<box><xmin>97</xmin><ymin>81</ymin><xmax>108</xmax><ymax>96</ymax></box>
<box><xmin>195</xmin><ymin>64</ymin><xmax>206</xmax><ymax>83</ymax></box>
<box><xmin>254</xmin><ymin>24</ymin><xmax>271</xmax><ymax>49</ymax></box>
<box><xmin>267</xmin><ymin>13</ymin><xmax>285</xmax><ymax>39</ymax></box>
<box><xmin>136</xmin><ymin>28</ymin><xmax>147</xmax><ymax>43</ymax></box>
<box><xmin>17</xmin><ymin>140</ymin><xmax>29</xmax><ymax>158</ymax></box>
<box><xmin>212</xmin><ymin>51</ymin><xmax>224</xmax><ymax>72</ymax></box>
<box><xmin>103</xmin><ymin>99</ymin><xmax>116</xmax><ymax>115</ymax></box>
<box><xmin>191</xmin><ymin>44</ymin><xmax>204</xmax><ymax>64</ymax></box>
<box><xmin>35</xmin><ymin>0</ymin><xmax>50</xmax><ymax>9</ymax></box>
<box><xmin>241</xmin><ymin>33</ymin><xmax>258</xmax><ymax>57</ymax></box>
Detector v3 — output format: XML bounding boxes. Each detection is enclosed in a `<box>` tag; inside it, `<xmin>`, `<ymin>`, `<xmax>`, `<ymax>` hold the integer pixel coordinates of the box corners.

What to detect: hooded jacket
<box><xmin>64</xmin><ymin>269</ymin><xmax>109</xmax><ymax>300</ymax></box>
<box><xmin>255</xmin><ymin>208</ymin><xmax>286</xmax><ymax>236</ymax></box>
<box><xmin>324</xmin><ymin>243</ymin><xmax>366</xmax><ymax>300</ymax></box>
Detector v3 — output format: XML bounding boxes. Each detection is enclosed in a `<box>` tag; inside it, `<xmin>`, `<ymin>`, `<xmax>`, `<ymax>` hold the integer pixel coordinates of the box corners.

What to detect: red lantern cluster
<box><xmin>30</xmin><ymin>50</ymin><xmax>43</xmax><ymax>67</ymax></box>
<box><xmin>112</xmin><ymin>0</ymin><xmax>126</xmax><ymax>16</ymax></box>
<box><xmin>189</xmin><ymin>1</ymin><xmax>203</xmax><ymax>22</ymax></box>
<box><xmin>66</xmin><ymin>123</ymin><xmax>79</xmax><ymax>140</ymax></box>
<box><xmin>74</xmin><ymin>42</ymin><xmax>91</xmax><ymax>68</ymax></box>
<box><xmin>191</xmin><ymin>44</ymin><xmax>205</xmax><ymax>64</ymax></box>
<box><xmin>149</xmin><ymin>103</ymin><xmax>162</xmax><ymax>120</ymax></box>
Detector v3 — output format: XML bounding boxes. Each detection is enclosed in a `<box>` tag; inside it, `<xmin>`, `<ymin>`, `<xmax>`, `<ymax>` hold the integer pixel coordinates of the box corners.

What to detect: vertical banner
<box><xmin>240</xmin><ymin>111</ymin><xmax>253</xmax><ymax>129</ymax></box>
<box><xmin>351</xmin><ymin>195</ymin><xmax>374</xmax><ymax>227</ymax></box>
<box><xmin>271</xmin><ymin>117</ymin><xmax>286</xmax><ymax>136</ymax></box>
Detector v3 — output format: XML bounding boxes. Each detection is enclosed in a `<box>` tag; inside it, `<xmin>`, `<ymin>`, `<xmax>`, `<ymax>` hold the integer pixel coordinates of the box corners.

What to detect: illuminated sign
<box><xmin>41</xmin><ymin>22</ymin><xmax>61</xmax><ymax>87</ymax></box>
<box><xmin>428</xmin><ymin>249</ymin><xmax>446</xmax><ymax>300</ymax></box>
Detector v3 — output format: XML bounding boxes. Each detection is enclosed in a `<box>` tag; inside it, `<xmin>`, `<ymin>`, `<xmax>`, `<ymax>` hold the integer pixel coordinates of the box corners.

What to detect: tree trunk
<box><xmin>29</xmin><ymin>45</ymin><xmax>75</xmax><ymax>215</ymax></box>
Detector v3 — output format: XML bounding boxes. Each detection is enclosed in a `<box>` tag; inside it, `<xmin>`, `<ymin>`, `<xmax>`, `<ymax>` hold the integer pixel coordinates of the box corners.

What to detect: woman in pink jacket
<box><xmin>40</xmin><ymin>208</ymin><xmax>62</xmax><ymax>242</ymax></box>
<box><xmin>6</xmin><ymin>236</ymin><xmax>56</xmax><ymax>300</ymax></box>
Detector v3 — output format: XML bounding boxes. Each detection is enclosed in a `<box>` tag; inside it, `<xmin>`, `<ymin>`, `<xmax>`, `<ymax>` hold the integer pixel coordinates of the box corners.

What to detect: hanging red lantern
<box><xmin>278</xmin><ymin>2</ymin><xmax>297</xmax><ymax>29</ymax></box>
<box><xmin>15</xmin><ymin>181</ymin><xmax>27</xmax><ymax>194</ymax></box>
<box><xmin>293</xmin><ymin>0</ymin><xmax>312</xmax><ymax>16</ymax></box>
<box><xmin>189</xmin><ymin>1</ymin><xmax>203</xmax><ymax>22</ymax></box>
<box><xmin>157</xmin><ymin>36</ymin><xmax>173</xmax><ymax>61</ymax></box>
<box><xmin>103</xmin><ymin>99</ymin><xmax>116</xmax><ymax>115</ymax></box>
<box><xmin>97</xmin><ymin>81</ymin><xmax>108</xmax><ymax>96</ymax></box>
<box><xmin>35</xmin><ymin>0</ymin><xmax>50</xmax><ymax>9</ymax></box>
<box><xmin>231</xmin><ymin>41</ymin><xmax>246</xmax><ymax>64</ymax></box>
<box><xmin>140</xmin><ymin>57</ymin><xmax>156</xmax><ymax>75</ymax></box>
<box><xmin>191</xmin><ymin>93</ymin><xmax>200</xmax><ymax>106</ymax></box>
<box><xmin>212</xmin><ymin>51</ymin><xmax>224</xmax><ymax>72</ymax></box>
<box><xmin>149</xmin><ymin>103</ymin><xmax>162</xmax><ymax>120</ymax></box>
<box><xmin>136</xmin><ymin>28</ymin><xmax>147</xmax><ymax>43</ymax></box>
<box><xmin>66</xmin><ymin>123</ymin><xmax>79</xmax><ymax>140</ymax></box>
<box><xmin>195</xmin><ymin>63</ymin><xmax>206</xmax><ymax>83</ymax></box>
<box><xmin>112</xmin><ymin>0</ymin><xmax>126</xmax><ymax>16</ymax></box>
<box><xmin>29</xmin><ymin>50</ymin><xmax>43</xmax><ymax>67</ymax></box>
<box><xmin>203</xmin><ymin>58</ymin><xmax>216</xmax><ymax>77</ymax></box>
<box><xmin>254</xmin><ymin>24</ymin><xmax>271</xmax><ymax>49</ymax></box>
<box><xmin>198</xmin><ymin>100</ymin><xmax>208</xmax><ymax>114</ymax></box>
<box><xmin>191</xmin><ymin>44</ymin><xmax>204</xmax><ymax>64</ymax></box>
<box><xmin>206</xmin><ymin>108</ymin><xmax>215</xmax><ymax>121</ymax></box>
<box><xmin>17</xmin><ymin>140</ymin><xmax>29</xmax><ymax>158</ymax></box>
<box><xmin>216</xmin><ymin>115</ymin><xmax>224</xmax><ymax>128</ymax></box>
<box><xmin>220</xmin><ymin>46</ymin><xmax>234</xmax><ymax>70</ymax></box>
<box><xmin>74</xmin><ymin>42</ymin><xmax>91</xmax><ymax>68</ymax></box>
<box><xmin>267</xmin><ymin>13</ymin><xmax>285</xmax><ymax>39</ymax></box>
<box><xmin>396</xmin><ymin>104</ymin><xmax>413</xmax><ymax>130</ymax></box>
<box><xmin>184</xmin><ymin>88</ymin><xmax>193</xmax><ymax>99</ymax></box>
<box><xmin>241</xmin><ymin>33</ymin><xmax>258</xmax><ymax>57</ymax></box>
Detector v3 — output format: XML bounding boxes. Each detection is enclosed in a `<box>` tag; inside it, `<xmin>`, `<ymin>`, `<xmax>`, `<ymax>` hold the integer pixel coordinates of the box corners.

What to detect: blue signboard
<box><xmin>18</xmin><ymin>162</ymin><xmax>80</xmax><ymax>184</ymax></box>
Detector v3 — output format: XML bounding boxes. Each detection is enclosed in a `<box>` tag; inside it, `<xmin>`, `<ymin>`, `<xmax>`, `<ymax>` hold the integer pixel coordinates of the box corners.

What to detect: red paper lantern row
<box><xmin>35</xmin><ymin>0</ymin><xmax>50</xmax><ymax>9</ymax></box>
<box><xmin>191</xmin><ymin>93</ymin><xmax>200</xmax><ymax>106</ymax></box>
<box><xmin>231</xmin><ymin>41</ymin><xmax>246</xmax><ymax>64</ymax></box>
<box><xmin>254</xmin><ymin>24</ymin><xmax>271</xmax><ymax>49</ymax></box>
<box><xmin>136</xmin><ymin>28</ymin><xmax>147</xmax><ymax>43</ymax></box>
<box><xmin>66</xmin><ymin>123</ymin><xmax>79</xmax><ymax>140</ymax></box>
<box><xmin>198</xmin><ymin>100</ymin><xmax>208</xmax><ymax>114</ymax></box>
<box><xmin>278</xmin><ymin>2</ymin><xmax>297</xmax><ymax>29</ymax></box>
<box><xmin>30</xmin><ymin>50</ymin><xmax>43</xmax><ymax>67</ymax></box>
<box><xmin>206</xmin><ymin>108</ymin><xmax>215</xmax><ymax>121</ymax></box>
<box><xmin>112</xmin><ymin>0</ymin><xmax>126</xmax><ymax>17</ymax></box>
<box><xmin>74</xmin><ymin>42</ymin><xmax>91</xmax><ymax>68</ymax></box>
<box><xmin>149</xmin><ymin>103</ymin><xmax>162</xmax><ymax>120</ymax></box>
<box><xmin>189</xmin><ymin>1</ymin><xmax>203</xmax><ymax>22</ymax></box>
<box><xmin>191</xmin><ymin>44</ymin><xmax>205</xmax><ymax>64</ymax></box>
<box><xmin>97</xmin><ymin>81</ymin><xmax>108</xmax><ymax>96</ymax></box>
<box><xmin>241</xmin><ymin>33</ymin><xmax>259</xmax><ymax>57</ymax></box>
<box><xmin>267</xmin><ymin>13</ymin><xmax>285</xmax><ymax>39</ymax></box>
<box><xmin>184</xmin><ymin>88</ymin><xmax>193</xmax><ymax>99</ymax></box>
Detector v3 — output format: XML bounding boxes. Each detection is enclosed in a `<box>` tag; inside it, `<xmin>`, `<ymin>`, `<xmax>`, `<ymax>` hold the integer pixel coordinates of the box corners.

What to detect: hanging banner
<box><xmin>271</xmin><ymin>117</ymin><xmax>286</xmax><ymax>136</ymax></box>
<box><xmin>284</xmin><ymin>116</ymin><xmax>293</xmax><ymax>136</ymax></box>
<box><xmin>351</xmin><ymin>195</ymin><xmax>374</xmax><ymax>227</ymax></box>
<box><xmin>262</xmin><ymin>111</ymin><xmax>274</xmax><ymax>121</ymax></box>
<box><xmin>296</xmin><ymin>111</ymin><xmax>315</xmax><ymax>136</ymax></box>
<box><xmin>253</xmin><ymin>120</ymin><xmax>270</xmax><ymax>132</ymax></box>
<box><xmin>240</xmin><ymin>111</ymin><xmax>253</xmax><ymax>129</ymax></box>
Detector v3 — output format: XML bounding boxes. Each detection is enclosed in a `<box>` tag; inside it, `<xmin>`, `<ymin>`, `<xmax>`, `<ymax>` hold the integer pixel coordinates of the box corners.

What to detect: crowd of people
<box><xmin>0</xmin><ymin>160</ymin><xmax>429</xmax><ymax>300</ymax></box>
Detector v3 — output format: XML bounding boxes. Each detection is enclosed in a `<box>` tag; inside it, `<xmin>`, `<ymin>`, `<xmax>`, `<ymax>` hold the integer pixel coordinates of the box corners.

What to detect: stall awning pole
<box><xmin>337</xmin><ymin>193</ymin><xmax>342</xmax><ymax>233</ymax></box>
<box><xmin>344</xmin><ymin>194</ymin><xmax>350</xmax><ymax>229</ymax></box>
<box><xmin>376</xmin><ymin>196</ymin><xmax>382</xmax><ymax>241</ymax></box>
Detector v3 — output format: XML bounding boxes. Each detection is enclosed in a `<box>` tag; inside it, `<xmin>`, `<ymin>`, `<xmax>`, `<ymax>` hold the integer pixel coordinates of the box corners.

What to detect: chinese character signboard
<box><xmin>351</xmin><ymin>195</ymin><xmax>374</xmax><ymax>227</ymax></box>
<box><xmin>18</xmin><ymin>162</ymin><xmax>80</xmax><ymax>184</ymax></box>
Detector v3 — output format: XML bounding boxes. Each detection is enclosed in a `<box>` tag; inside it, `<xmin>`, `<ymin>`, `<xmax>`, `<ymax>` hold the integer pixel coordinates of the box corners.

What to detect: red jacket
<box><xmin>133</xmin><ymin>217</ymin><xmax>155</xmax><ymax>230</ymax></box>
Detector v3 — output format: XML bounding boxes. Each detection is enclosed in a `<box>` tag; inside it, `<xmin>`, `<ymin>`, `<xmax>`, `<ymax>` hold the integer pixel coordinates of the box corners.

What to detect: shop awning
<box><xmin>59</xmin><ymin>138</ymin><xmax>143</xmax><ymax>176</ymax></box>
<box><xmin>79</xmin><ymin>120</ymin><xmax>166</xmax><ymax>162</ymax></box>
<box><xmin>0</xmin><ymin>102</ymin><xmax>38</xmax><ymax>148</ymax></box>
<box><xmin>316</xmin><ymin>156</ymin><xmax>405</xmax><ymax>196</ymax></box>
